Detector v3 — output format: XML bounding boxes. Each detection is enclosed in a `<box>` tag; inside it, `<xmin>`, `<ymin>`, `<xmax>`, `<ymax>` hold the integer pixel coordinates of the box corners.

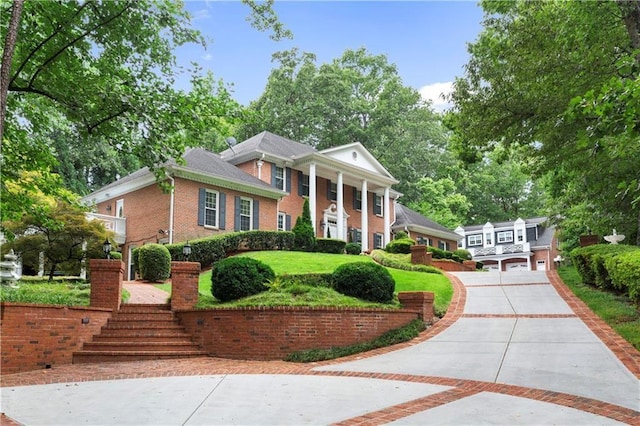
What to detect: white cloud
<box><xmin>419</xmin><ymin>81</ymin><xmax>454</xmax><ymax>113</ymax></box>
<box><xmin>202</xmin><ymin>53</ymin><xmax>213</xmax><ymax>62</ymax></box>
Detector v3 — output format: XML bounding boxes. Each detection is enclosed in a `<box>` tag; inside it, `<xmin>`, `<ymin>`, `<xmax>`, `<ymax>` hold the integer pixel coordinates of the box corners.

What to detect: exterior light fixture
<box><xmin>183</xmin><ymin>241</ymin><xmax>192</xmax><ymax>261</ymax></box>
<box><xmin>103</xmin><ymin>238</ymin><xmax>112</xmax><ymax>259</ymax></box>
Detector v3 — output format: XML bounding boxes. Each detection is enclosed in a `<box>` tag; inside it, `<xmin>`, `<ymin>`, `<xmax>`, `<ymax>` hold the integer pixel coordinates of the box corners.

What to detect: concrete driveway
<box><xmin>2</xmin><ymin>270</ymin><xmax>638</xmax><ymax>425</ymax></box>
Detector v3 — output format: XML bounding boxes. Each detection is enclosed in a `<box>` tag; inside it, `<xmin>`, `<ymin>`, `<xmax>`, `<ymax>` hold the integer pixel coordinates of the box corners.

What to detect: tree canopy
<box><xmin>448</xmin><ymin>0</ymin><xmax>640</xmax><ymax>245</ymax></box>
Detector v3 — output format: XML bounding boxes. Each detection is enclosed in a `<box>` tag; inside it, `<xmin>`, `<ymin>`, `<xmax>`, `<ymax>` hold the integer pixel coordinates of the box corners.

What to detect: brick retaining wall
<box><xmin>0</xmin><ymin>303</ymin><xmax>112</xmax><ymax>374</ymax></box>
<box><xmin>176</xmin><ymin>307</ymin><xmax>419</xmax><ymax>360</ymax></box>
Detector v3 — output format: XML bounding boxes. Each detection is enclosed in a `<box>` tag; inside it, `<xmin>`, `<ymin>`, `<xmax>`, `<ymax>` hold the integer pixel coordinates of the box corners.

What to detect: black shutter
<box><xmin>253</xmin><ymin>199</ymin><xmax>259</xmax><ymax>229</ymax></box>
<box><xmin>298</xmin><ymin>171</ymin><xmax>303</xmax><ymax>196</ymax></box>
<box><xmin>197</xmin><ymin>188</ymin><xmax>206</xmax><ymax>226</ymax></box>
<box><xmin>353</xmin><ymin>187</ymin><xmax>358</xmax><ymax>210</ymax></box>
<box><xmin>286</xmin><ymin>167</ymin><xmax>292</xmax><ymax>192</ymax></box>
<box><xmin>219</xmin><ymin>192</ymin><xmax>226</xmax><ymax>230</ymax></box>
<box><xmin>271</xmin><ymin>164</ymin><xmax>277</xmax><ymax>187</ymax></box>
<box><xmin>327</xmin><ymin>179</ymin><xmax>332</xmax><ymax>200</ymax></box>
<box><xmin>234</xmin><ymin>196</ymin><xmax>241</xmax><ymax>231</ymax></box>
<box><xmin>286</xmin><ymin>214</ymin><xmax>292</xmax><ymax>231</ymax></box>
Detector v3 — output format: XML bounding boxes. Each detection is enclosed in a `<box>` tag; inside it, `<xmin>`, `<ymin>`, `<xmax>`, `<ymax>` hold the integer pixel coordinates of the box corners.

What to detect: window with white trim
<box><xmin>277</xmin><ymin>212</ymin><xmax>286</xmax><ymax>231</ymax></box>
<box><xmin>485</xmin><ymin>232</ymin><xmax>492</xmax><ymax>245</ymax></box>
<box><xmin>374</xmin><ymin>233</ymin><xmax>384</xmax><ymax>249</ymax></box>
<box><xmin>329</xmin><ymin>182</ymin><xmax>337</xmax><ymax>201</ymax></box>
<box><xmin>467</xmin><ymin>234</ymin><xmax>482</xmax><ymax>246</ymax></box>
<box><xmin>301</xmin><ymin>174</ymin><xmax>309</xmax><ymax>196</ymax></box>
<box><xmin>517</xmin><ymin>229</ymin><xmax>523</xmax><ymax>242</ymax></box>
<box><xmin>204</xmin><ymin>190</ymin><xmax>218</xmax><ymax>227</ymax></box>
<box><xmin>355</xmin><ymin>189</ymin><xmax>362</xmax><ymax>210</ymax></box>
<box><xmin>239</xmin><ymin>198</ymin><xmax>252</xmax><ymax>231</ymax></box>
<box><xmin>274</xmin><ymin>166</ymin><xmax>285</xmax><ymax>191</ymax></box>
<box><xmin>497</xmin><ymin>231</ymin><xmax>513</xmax><ymax>243</ymax></box>
<box><xmin>374</xmin><ymin>194</ymin><xmax>383</xmax><ymax>216</ymax></box>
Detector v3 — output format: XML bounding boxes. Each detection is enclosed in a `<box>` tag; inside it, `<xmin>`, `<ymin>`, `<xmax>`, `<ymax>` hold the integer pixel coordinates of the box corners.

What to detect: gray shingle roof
<box><xmin>462</xmin><ymin>216</ymin><xmax>548</xmax><ymax>232</ymax></box>
<box><xmin>220</xmin><ymin>131</ymin><xmax>316</xmax><ymax>161</ymax></box>
<box><xmin>393</xmin><ymin>204</ymin><xmax>459</xmax><ymax>239</ymax></box>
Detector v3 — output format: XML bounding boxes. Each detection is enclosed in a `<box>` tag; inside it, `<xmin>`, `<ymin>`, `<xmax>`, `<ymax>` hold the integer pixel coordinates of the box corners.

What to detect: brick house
<box><xmin>392</xmin><ymin>204</ymin><xmax>461</xmax><ymax>251</ymax></box>
<box><xmin>454</xmin><ymin>217</ymin><xmax>558</xmax><ymax>271</ymax></box>
<box><xmin>86</xmin><ymin>131</ymin><xmax>450</xmax><ymax>279</ymax></box>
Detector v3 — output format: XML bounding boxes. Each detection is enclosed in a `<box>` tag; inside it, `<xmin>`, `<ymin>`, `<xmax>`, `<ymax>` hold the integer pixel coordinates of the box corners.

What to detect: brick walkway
<box><xmin>122</xmin><ymin>281</ymin><xmax>170</xmax><ymax>304</ymax></box>
<box><xmin>2</xmin><ymin>271</ymin><xmax>639</xmax><ymax>425</ymax></box>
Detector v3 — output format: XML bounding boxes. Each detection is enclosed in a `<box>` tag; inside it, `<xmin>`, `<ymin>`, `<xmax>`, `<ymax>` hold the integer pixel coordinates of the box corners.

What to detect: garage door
<box><xmin>506</xmin><ymin>263</ymin><xmax>528</xmax><ymax>270</ymax></box>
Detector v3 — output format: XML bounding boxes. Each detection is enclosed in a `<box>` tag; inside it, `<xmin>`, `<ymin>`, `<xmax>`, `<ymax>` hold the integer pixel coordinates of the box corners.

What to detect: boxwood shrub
<box><xmin>211</xmin><ymin>257</ymin><xmax>275</xmax><ymax>302</ymax></box>
<box><xmin>370</xmin><ymin>249</ymin><xmax>442</xmax><ymax>275</ymax></box>
<box><xmin>138</xmin><ymin>243</ymin><xmax>171</xmax><ymax>282</ymax></box>
<box><xmin>385</xmin><ymin>238</ymin><xmax>415</xmax><ymax>254</ymax></box>
<box><xmin>332</xmin><ymin>262</ymin><xmax>395</xmax><ymax>303</ymax></box>
<box><xmin>316</xmin><ymin>238</ymin><xmax>346</xmax><ymax>254</ymax></box>
<box><xmin>570</xmin><ymin>244</ymin><xmax>638</xmax><ymax>287</ymax></box>
<box><xmin>345</xmin><ymin>242</ymin><xmax>362</xmax><ymax>255</ymax></box>
<box><xmin>605</xmin><ymin>250</ymin><xmax>640</xmax><ymax>302</ymax></box>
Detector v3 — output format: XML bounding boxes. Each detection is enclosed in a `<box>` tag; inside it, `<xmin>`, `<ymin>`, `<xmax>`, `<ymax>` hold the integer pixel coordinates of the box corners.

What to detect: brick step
<box><xmin>119</xmin><ymin>303</ymin><xmax>171</xmax><ymax>312</ymax></box>
<box><xmin>96</xmin><ymin>329</ymin><xmax>190</xmax><ymax>339</ymax></box>
<box><xmin>111</xmin><ymin>312</ymin><xmax>177</xmax><ymax>322</ymax></box>
<box><xmin>104</xmin><ymin>320</ymin><xmax>182</xmax><ymax>329</ymax></box>
<box><xmin>73</xmin><ymin>350</ymin><xmax>208</xmax><ymax>364</ymax></box>
<box><xmin>81</xmin><ymin>341</ymin><xmax>201</xmax><ymax>352</ymax></box>
<box><xmin>91</xmin><ymin>335</ymin><xmax>195</xmax><ymax>344</ymax></box>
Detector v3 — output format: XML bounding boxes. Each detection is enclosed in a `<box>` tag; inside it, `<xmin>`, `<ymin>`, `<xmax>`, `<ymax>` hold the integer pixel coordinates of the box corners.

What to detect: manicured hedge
<box><xmin>211</xmin><ymin>257</ymin><xmax>275</xmax><ymax>302</ymax></box>
<box><xmin>570</xmin><ymin>244</ymin><xmax>640</xmax><ymax>301</ymax></box>
<box><xmin>316</xmin><ymin>238</ymin><xmax>346</xmax><ymax>254</ymax></box>
<box><xmin>605</xmin><ymin>251</ymin><xmax>640</xmax><ymax>302</ymax></box>
<box><xmin>332</xmin><ymin>262</ymin><xmax>395</xmax><ymax>303</ymax></box>
<box><xmin>385</xmin><ymin>238</ymin><xmax>415</xmax><ymax>254</ymax></box>
<box><xmin>345</xmin><ymin>242</ymin><xmax>362</xmax><ymax>255</ymax></box>
<box><xmin>165</xmin><ymin>231</ymin><xmax>295</xmax><ymax>268</ymax></box>
<box><xmin>138</xmin><ymin>243</ymin><xmax>171</xmax><ymax>282</ymax></box>
<box><xmin>370</xmin><ymin>249</ymin><xmax>442</xmax><ymax>275</ymax></box>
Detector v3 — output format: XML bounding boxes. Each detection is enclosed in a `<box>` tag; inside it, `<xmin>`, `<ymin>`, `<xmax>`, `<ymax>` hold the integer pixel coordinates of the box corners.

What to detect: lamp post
<box><xmin>183</xmin><ymin>241</ymin><xmax>191</xmax><ymax>261</ymax></box>
<box><xmin>102</xmin><ymin>238</ymin><xmax>112</xmax><ymax>259</ymax></box>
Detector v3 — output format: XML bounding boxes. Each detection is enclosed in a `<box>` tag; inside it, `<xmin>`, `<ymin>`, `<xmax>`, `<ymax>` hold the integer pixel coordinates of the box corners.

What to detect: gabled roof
<box><xmin>82</xmin><ymin>147</ymin><xmax>285</xmax><ymax>204</ymax></box>
<box><xmin>220</xmin><ymin>131</ymin><xmax>316</xmax><ymax>164</ymax></box>
<box><xmin>461</xmin><ymin>217</ymin><xmax>549</xmax><ymax>232</ymax></box>
<box><xmin>319</xmin><ymin>142</ymin><xmax>395</xmax><ymax>180</ymax></box>
<box><xmin>392</xmin><ymin>204</ymin><xmax>461</xmax><ymax>241</ymax></box>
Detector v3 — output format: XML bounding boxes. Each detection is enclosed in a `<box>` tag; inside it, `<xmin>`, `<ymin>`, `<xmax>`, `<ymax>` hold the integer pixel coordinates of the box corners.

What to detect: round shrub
<box><xmin>385</xmin><ymin>238</ymin><xmax>415</xmax><ymax>254</ymax></box>
<box><xmin>211</xmin><ymin>257</ymin><xmax>275</xmax><ymax>302</ymax></box>
<box><xmin>332</xmin><ymin>262</ymin><xmax>395</xmax><ymax>303</ymax></box>
<box><xmin>345</xmin><ymin>242</ymin><xmax>361</xmax><ymax>255</ymax></box>
<box><xmin>394</xmin><ymin>231</ymin><xmax>408</xmax><ymax>240</ymax></box>
<box><xmin>138</xmin><ymin>243</ymin><xmax>171</xmax><ymax>282</ymax></box>
<box><xmin>453</xmin><ymin>248</ymin><xmax>472</xmax><ymax>261</ymax></box>
<box><xmin>109</xmin><ymin>251</ymin><xmax>122</xmax><ymax>260</ymax></box>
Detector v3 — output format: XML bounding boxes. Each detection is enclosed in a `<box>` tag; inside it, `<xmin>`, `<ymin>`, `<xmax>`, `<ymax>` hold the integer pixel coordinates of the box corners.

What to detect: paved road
<box><xmin>1</xmin><ymin>270</ymin><xmax>639</xmax><ymax>425</ymax></box>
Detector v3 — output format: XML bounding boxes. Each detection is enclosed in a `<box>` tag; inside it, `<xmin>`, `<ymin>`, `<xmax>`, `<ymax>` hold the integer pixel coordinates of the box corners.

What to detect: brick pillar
<box><xmin>171</xmin><ymin>261</ymin><xmax>201</xmax><ymax>311</ymax></box>
<box><xmin>410</xmin><ymin>245</ymin><xmax>433</xmax><ymax>266</ymax></box>
<box><xmin>398</xmin><ymin>291</ymin><xmax>435</xmax><ymax>324</ymax></box>
<box><xmin>89</xmin><ymin>259</ymin><xmax>124</xmax><ymax>310</ymax></box>
<box><xmin>463</xmin><ymin>260</ymin><xmax>476</xmax><ymax>271</ymax></box>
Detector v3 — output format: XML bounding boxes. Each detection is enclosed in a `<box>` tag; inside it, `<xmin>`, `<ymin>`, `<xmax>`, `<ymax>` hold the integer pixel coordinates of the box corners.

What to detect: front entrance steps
<box><xmin>73</xmin><ymin>304</ymin><xmax>208</xmax><ymax>364</ymax></box>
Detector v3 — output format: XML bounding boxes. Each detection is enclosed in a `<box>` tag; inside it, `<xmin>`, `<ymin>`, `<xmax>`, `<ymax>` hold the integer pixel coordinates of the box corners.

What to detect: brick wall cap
<box><xmin>170</xmin><ymin>261</ymin><xmax>202</xmax><ymax>273</ymax></box>
<box><xmin>0</xmin><ymin>302</ymin><xmax>113</xmax><ymax>312</ymax></box>
<box><xmin>397</xmin><ymin>291</ymin><xmax>435</xmax><ymax>302</ymax></box>
<box><xmin>174</xmin><ymin>306</ymin><xmax>413</xmax><ymax>314</ymax></box>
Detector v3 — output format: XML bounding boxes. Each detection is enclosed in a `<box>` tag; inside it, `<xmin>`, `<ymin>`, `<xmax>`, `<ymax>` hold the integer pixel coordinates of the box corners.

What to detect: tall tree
<box><xmin>237</xmin><ymin>48</ymin><xmax>454</xmax><ymax>206</ymax></box>
<box><xmin>448</xmin><ymin>0</ymin><xmax>640</xmax><ymax>245</ymax></box>
<box><xmin>1</xmin><ymin>0</ymin><xmax>285</xmax><ymax>225</ymax></box>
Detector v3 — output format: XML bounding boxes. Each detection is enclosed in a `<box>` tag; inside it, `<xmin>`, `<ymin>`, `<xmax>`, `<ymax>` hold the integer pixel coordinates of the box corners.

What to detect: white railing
<box><xmin>468</xmin><ymin>242</ymin><xmax>530</xmax><ymax>257</ymax></box>
<box><xmin>86</xmin><ymin>213</ymin><xmax>126</xmax><ymax>245</ymax></box>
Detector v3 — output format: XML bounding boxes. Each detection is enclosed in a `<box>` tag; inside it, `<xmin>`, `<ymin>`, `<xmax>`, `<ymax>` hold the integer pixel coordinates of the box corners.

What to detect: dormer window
<box><xmin>497</xmin><ymin>231</ymin><xmax>513</xmax><ymax>243</ymax></box>
<box><xmin>467</xmin><ymin>234</ymin><xmax>482</xmax><ymax>246</ymax></box>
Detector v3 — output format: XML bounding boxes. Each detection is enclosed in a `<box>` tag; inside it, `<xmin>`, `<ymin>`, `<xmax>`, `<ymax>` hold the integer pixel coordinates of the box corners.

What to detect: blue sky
<box><xmin>178</xmin><ymin>1</ymin><xmax>484</xmax><ymax>110</ymax></box>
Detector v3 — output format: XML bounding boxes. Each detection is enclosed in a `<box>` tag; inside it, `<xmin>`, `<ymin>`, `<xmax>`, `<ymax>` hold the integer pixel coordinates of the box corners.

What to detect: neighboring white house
<box><xmin>455</xmin><ymin>217</ymin><xmax>558</xmax><ymax>271</ymax></box>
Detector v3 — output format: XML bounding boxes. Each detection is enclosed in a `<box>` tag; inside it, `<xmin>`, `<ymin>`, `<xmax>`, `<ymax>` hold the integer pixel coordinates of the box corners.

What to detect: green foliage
<box><xmin>292</xmin><ymin>198</ymin><xmax>316</xmax><ymax>252</ymax></box>
<box><xmin>370</xmin><ymin>249</ymin><xmax>442</xmax><ymax>275</ymax></box>
<box><xmin>345</xmin><ymin>242</ymin><xmax>362</xmax><ymax>255</ymax></box>
<box><xmin>394</xmin><ymin>231</ymin><xmax>408</xmax><ymax>240</ymax></box>
<box><xmin>427</xmin><ymin>246</ymin><xmax>452</xmax><ymax>260</ymax></box>
<box><xmin>606</xmin><ymin>251</ymin><xmax>640</xmax><ymax>302</ymax></box>
<box><xmin>210</xmin><ymin>257</ymin><xmax>275</xmax><ymax>302</ymax></box>
<box><xmin>407</xmin><ymin>177</ymin><xmax>471</xmax><ymax>228</ymax></box>
<box><xmin>165</xmin><ymin>231</ymin><xmax>295</xmax><ymax>267</ymax></box>
<box><xmin>275</xmin><ymin>274</ymin><xmax>334</xmax><ymax>289</ymax></box>
<box><xmin>0</xmin><ymin>280</ymin><xmax>90</xmax><ymax>306</ymax></box>
<box><xmin>138</xmin><ymin>244</ymin><xmax>171</xmax><ymax>282</ymax></box>
<box><xmin>109</xmin><ymin>251</ymin><xmax>122</xmax><ymax>260</ymax></box>
<box><xmin>384</xmin><ymin>238</ymin><xmax>415</xmax><ymax>254</ymax></box>
<box><xmin>3</xmin><ymin>201</ymin><xmax>109</xmax><ymax>279</ymax></box>
<box><xmin>448</xmin><ymin>0</ymin><xmax>639</xmax><ymax>245</ymax></box>
<box><xmin>316</xmin><ymin>238</ymin><xmax>346</xmax><ymax>254</ymax></box>
<box><xmin>558</xmin><ymin>266</ymin><xmax>640</xmax><ymax>350</ymax></box>
<box><xmin>285</xmin><ymin>319</ymin><xmax>426</xmax><ymax>362</ymax></box>
<box><xmin>332</xmin><ymin>262</ymin><xmax>395</xmax><ymax>303</ymax></box>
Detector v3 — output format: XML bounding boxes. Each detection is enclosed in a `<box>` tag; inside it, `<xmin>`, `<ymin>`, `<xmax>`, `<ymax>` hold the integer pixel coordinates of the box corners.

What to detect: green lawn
<box><xmin>158</xmin><ymin>251</ymin><xmax>453</xmax><ymax>314</ymax></box>
<box><xmin>557</xmin><ymin>265</ymin><xmax>640</xmax><ymax>350</ymax></box>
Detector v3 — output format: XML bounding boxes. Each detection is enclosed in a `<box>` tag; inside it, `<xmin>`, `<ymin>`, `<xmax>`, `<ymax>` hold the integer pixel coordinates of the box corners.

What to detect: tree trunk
<box><xmin>48</xmin><ymin>263</ymin><xmax>57</xmax><ymax>282</ymax></box>
<box><xmin>617</xmin><ymin>0</ymin><xmax>640</xmax><ymax>65</ymax></box>
<box><xmin>0</xmin><ymin>0</ymin><xmax>25</xmax><ymax>141</ymax></box>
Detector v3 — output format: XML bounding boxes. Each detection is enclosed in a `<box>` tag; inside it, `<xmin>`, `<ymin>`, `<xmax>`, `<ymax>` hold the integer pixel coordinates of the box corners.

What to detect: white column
<box><xmin>336</xmin><ymin>172</ymin><xmax>344</xmax><ymax>240</ymax></box>
<box><xmin>527</xmin><ymin>256</ymin><xmax>532</xmax><ymax>271</ymax></box>
<box><xmin>360</xmin><ymin>180</ymin><xmax>368</xmax><ymax>252</ymax></box>
<box><xmin>309</xmin><ymin>163</ymin><xmax>317</xmax><ymax>234</ymax></box>
<box><xmin>383</xmin><ymin>186</ymin><xmax>391</xmax><ymax>245</ymax></box>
